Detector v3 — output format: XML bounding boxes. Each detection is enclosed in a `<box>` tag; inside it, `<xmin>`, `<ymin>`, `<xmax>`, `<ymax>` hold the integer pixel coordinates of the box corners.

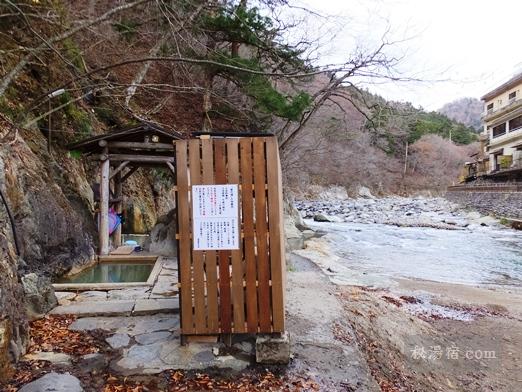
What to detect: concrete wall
<box><xmin>484</xmin><ymin>81</ymin><xmax>522</xmax><ymax>114</ymax></box>
<box><xmin>446</xmin><ymin>189</ymin><xmax>522</xmax><ymax>219</ymax></box>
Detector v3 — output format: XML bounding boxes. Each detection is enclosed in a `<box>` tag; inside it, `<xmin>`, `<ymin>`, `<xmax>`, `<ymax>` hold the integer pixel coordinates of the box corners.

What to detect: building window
<box><xmin>509</xmin><ymin>91</ymin><xmax>517</xmax><ymax>101</ymax></box>
<box><xmin>486</xmin><ymin>103</ymin><xmax>493</xmax><ymax>113</ymax></box>
<box><xmin>509</xmin><ymin>115</ymin><xmax>522</xmax><ymax>131</ymax></box>
<box><xmin>492</xmin><ymin>123</ymin><xmax>506</xmax><ymax>138</ymax></box>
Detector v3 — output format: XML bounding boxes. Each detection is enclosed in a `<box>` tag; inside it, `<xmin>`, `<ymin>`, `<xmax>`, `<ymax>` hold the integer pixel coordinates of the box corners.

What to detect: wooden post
<box><xmin>99</xmin><ymin>147</ymin><xmax>110</xmax><ymax>255</ymax></box>
<box><xmin>114</xmin><ymin>170</ymin><xmax>123</xmax><ymax>247</ymax></box>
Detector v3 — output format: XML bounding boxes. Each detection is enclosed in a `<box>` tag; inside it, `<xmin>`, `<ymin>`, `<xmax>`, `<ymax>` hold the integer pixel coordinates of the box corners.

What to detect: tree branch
<box><xmin>0</xmin><ymin>0</ymin><xmax>152</xmax><ymax>97</ymax></box>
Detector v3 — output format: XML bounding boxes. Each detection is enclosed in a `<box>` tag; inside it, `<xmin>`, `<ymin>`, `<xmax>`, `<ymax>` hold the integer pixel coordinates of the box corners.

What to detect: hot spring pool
<box><xmin>56</xmin><ymin>262</ymin><xmax>155</xmax><ymax>284</ymax></box>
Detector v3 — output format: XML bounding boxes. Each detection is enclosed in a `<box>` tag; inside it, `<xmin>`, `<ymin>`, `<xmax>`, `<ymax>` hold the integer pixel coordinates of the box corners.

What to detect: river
<box><xmin>295</xmin><ymin>197</ymin><xmax>522</xmax><ymax>289</ymax></box>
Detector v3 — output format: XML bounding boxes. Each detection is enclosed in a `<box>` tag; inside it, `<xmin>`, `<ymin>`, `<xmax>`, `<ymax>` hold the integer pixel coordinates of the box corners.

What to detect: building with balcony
<box><xmin>479</xmin><ymin>73</ymin><xmax>522</xmax><ymax>178</ymax></box>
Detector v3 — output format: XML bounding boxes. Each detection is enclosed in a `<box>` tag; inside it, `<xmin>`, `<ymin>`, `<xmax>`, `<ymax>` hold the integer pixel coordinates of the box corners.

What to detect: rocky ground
<box><xmin>295</xmin><ymin>196</ymin><xmax>499</xmax><ymax>229</ymax></box>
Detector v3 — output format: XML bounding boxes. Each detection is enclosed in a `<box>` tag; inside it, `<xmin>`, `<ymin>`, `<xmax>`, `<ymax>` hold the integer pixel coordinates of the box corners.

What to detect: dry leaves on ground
<box><xmin>332</xmin><ymin>322</ymin><xmax>353</xmax><ymax>345</ymax></box>
<box><xmin>28</xmin><ymin>315</ymin><xmax>99</xmax><ymax>355</ymax></box>
<box><xmin>100</xmin><ymin>371</ymin><xmax>320</xmax><ymax>392</ymax></box>
<box><xmin>167</xmin><ymin>371</ymin><xmax>320</xmax><ymax>392</ymax></box>
<box><xmin>0</xmin><ymin>360</ymin><xmax>51</xmax><ymax>392</ymax></box>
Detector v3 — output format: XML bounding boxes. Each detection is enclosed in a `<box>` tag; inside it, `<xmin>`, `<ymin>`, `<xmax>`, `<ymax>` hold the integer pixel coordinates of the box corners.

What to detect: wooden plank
<box><xmin>189</xmin><ymin>139</ymin><xmax>206</xmax><ymax>334</ymax></box>
<box><xmin>253</xmin><ymin>138</ymin><xmax>271</xmax><ymax>332</ymax></box>
<box><xmin>185</xmin><ymin>335</ymin><xmax>219</xmax><ymax>343</ymax></box>
<box><xmin>97</xmin><ymin>255</ymin><xmax>158</xmax><ymax>263</ymax></box>
<box><xmin>99</xmin><ymin>146</ymin><xmax>110</xmax><ymax>255</ymax></box>
<box><xmin>107</xmin><ymin>154</ymin><xmax>175</xmax><ymax>163</ymax></box>
<box><xmin>201</xmin><ymin>138</ymin><xmax>219</xmax><ymax>332</ymax></box>
<box><xmin>107</xmin><ymin>141</ymin><xmax>174</xmax><ymax>150</ymax></box>
<box><xmin>266</xmin><ymin>137</ymin><xmax>285</xmax><ymax>332</ymax></box>
<box><xmin>240</xmin><ymin>138</ymin><xmax>258</xmax><ymax>333</ymax></box>
<box><xmin>227</xmin><ymin>138</ymin><xmax>246</xmax><ymax>333</ymax></box>
<box><xmin>110</xmin><ymin>245</ymin><xmax>134</xmax><ymax>255</ymax></box>
<box><xmin>165</xmin><ymin>161</ymin><xmax>176</xmax><ymax>176</ymax></box>
<box><xmin>214</xmin><ymin>139</ymin><xmax>232</xmax><ymax>333</ymax></box>
<box><xmin>176</xmin><ymin>140</ymin><xmax>194</xmax><ymax>334</ymax></box>
<box><xmin>121</xmin><ymin>166</ymin><xmax>138</xmax><ymax>183</ymax></box>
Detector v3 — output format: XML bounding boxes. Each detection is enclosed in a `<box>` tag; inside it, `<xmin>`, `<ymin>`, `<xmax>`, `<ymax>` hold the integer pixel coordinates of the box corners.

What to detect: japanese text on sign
<box><xmin>192</xmin><ymin>185</ymin><xmax>239</xmax><ymax>250</ymax></box>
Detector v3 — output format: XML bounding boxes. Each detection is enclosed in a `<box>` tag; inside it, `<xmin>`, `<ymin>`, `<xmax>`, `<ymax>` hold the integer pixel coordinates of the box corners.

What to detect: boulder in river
<box><xmin>313</xmin><ymin>214</ymin><xmax>331</xmax><ymax>222</ymax></box>
<box><xmin>357</xmin><ymin>186</ymin><xmax>375</xmax><ymax>199</ymax></box>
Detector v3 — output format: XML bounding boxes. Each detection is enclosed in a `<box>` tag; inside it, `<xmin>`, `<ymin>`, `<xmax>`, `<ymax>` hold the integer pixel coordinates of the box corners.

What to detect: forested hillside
<box><xmin>284</xmin><ymin>87</ymin><xmax>479</xmax><ymax>195</ymax></box>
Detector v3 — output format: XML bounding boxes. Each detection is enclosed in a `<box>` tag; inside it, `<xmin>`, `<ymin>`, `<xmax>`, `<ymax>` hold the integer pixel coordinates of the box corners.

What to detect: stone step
<box><xmin>132</xmin><ymin>298</ymin><xmax>179</xmax><ymax>316</ymax></box>
<box><xmin>50</xmin><ymin>300</ymin><xmax>135</xmax><ymax>317</ymax></box>
<box><xmin>50</xmin><ymin>297</ymin><xmax>179</xmax><ymax>317</ymax></box>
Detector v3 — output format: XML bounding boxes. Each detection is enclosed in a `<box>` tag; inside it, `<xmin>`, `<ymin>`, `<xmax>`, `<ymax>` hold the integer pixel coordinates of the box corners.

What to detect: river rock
<box><xmin>285</xmin><ymin>218</ymin><xmax>305</xmax><ymax>251</ymax></box>
<box><xmin>21</xmin><ymin>273</ymin><xmax>57</xmax><ymax>316</ymax></box>
<box><xmin>357</xmin><ymin>186</ymin><xmax>375</xmax><ymax>199</ymax></box>
<box><xmin>19</xmin><ymin>372</ymin><xmax>83</xmax><ymax>392</ymax></box>
<box><xmin>313</xmin><ymin>214</ymin><xmax>331</xmax><ymax>222</ymax></box>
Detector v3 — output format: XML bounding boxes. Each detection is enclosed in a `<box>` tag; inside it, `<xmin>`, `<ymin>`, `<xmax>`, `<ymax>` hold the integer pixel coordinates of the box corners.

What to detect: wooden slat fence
<box><xmin>174</xmin><ymin>136</ymin><xmax>286</xmax><ymax>336</ymax></box>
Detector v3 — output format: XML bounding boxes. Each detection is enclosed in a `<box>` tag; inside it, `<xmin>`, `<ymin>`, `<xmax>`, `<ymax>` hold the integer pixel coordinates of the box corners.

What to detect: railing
<box><xmin>448</xmin><ymin>182</ymin><xmax>522</xmax><ymax>192</ymax></box>
<box><xmin>483</xmin><ymin>97</ymin><xmax>522</xmax><ymax>119</ymax></box>
<box><xmin>510</xmin><ymin>157</ymin><xmax>522</xmax><ymax>169</ymax></box>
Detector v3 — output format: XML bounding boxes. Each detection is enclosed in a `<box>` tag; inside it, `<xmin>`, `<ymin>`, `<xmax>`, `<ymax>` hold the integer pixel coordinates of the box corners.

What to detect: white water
<box><xmin>300</xmin><ymin>218</ymin><xmax>522</xmax><ymax>289</ymax></box>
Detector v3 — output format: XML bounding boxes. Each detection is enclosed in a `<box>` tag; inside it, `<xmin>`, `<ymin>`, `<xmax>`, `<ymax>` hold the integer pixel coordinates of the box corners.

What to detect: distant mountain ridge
<box><xmin>438</xmin><ymin>97</ymin><xmax>483</xmax><ymax>131</ymax></box>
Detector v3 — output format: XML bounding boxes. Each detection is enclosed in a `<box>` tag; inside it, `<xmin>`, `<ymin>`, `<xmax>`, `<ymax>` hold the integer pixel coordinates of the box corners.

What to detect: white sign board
<box><xmin>192</xmin><ymin>184</ymin><xmax>239</xmax><ymax>250</ymax></box>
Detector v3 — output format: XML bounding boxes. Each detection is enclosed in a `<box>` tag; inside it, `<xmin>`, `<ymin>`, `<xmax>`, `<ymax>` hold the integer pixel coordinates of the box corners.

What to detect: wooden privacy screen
<box><xmin>174</xmin><ymin>136</ymin><xmax>286</xmax><ymax>336</ymax></box>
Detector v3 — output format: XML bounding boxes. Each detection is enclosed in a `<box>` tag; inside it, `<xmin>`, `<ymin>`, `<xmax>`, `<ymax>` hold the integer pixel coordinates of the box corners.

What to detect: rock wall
<box><xmin>0</xmin><ymin>127</ymin><xmax>96</xmax><ymax>276</ymax></box>
<box><xmin>445</xmin><ymin>190</ymin><xmax>522</xmax><ymax>219</ymax></box>
<box><xmin>0</xmin><ymin>220</ymin><xmax>27</xmax><ymax>377</ymax></box>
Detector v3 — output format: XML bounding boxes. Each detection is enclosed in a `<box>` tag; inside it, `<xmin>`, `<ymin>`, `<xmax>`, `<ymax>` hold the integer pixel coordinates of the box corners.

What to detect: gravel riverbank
<box><xmin>295</xmin><ymin>196</ymin><xmax>500</xmax><ymax>229</ymax></box>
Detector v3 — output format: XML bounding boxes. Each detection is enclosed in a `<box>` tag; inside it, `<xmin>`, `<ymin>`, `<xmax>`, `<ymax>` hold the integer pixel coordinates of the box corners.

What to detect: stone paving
<box><xmin>51</xmin><ymin>258</ymin><xmax>180</xmax><ymax>317</ymax></box>
<box><xmin>47</xmin><ymin>257</ymin><xmax>252</xmax><ymax>376</ymax></box>
<box><xmin>68</xmin><ymin>314</ymin><xmax>251</xmax><ymax>375</ymax></box>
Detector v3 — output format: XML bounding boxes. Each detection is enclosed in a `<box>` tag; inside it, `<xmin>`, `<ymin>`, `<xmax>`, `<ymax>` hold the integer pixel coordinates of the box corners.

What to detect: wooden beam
<box><xmin>121</xmin><ymin>166</ymin><xmax>138</xmax><ymax>183</ymax></box>
<box><xmin>99</xmin><ymin>154</ymin><xmax>175</xmax><ymax>163</ymax></box>
<box><xmin>165</xmin><ymin>161</ymin><xmax>176</xmax><ymax>176</ymax></box>
<box><xmin>99</xmin><ymin>146</ymin><xmax>110</xmax><ymax>255</ymax></box>
<box><xmin>107</xmin><ymin>141</ymin><xmax>174</xmax><ymax>150</ymax></box>
<box><xmin>109</xmin><ymin>161</ymin><xmax>129</xmax><ymax>180</ymax></box>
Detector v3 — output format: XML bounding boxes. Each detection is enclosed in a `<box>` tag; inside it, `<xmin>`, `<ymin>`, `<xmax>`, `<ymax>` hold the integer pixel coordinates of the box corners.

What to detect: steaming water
<box><xmin>304</xmin><ymin>220</ymin><xmax>522</xmax><ymax>288</ymax></box>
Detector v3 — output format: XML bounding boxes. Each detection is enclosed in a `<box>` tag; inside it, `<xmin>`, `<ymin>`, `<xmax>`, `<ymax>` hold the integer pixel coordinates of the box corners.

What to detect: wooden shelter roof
<box><xmin>67</xmin><ymin>123</ymin><xmax>184</xmax><ymax>153</ymax></box>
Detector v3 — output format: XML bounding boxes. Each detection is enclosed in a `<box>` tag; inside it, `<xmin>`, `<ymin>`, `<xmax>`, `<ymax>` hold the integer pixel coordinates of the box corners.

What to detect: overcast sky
<box><xmin>295</xmin><ymin>0</ymin><xmax>522</xmax><ymax>110</ymax></box>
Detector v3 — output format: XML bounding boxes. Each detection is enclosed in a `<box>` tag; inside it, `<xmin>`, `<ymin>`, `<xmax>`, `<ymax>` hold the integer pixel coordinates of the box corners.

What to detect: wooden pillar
<box><xmin>114</xmin><ymin>171</ymin><xmax>123</xmax><ymax>247</ymax></box>
<box><xmin>99</xmin><ymin>146</ymin><xmax>110</xmax><ymax>255</ymax></box>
